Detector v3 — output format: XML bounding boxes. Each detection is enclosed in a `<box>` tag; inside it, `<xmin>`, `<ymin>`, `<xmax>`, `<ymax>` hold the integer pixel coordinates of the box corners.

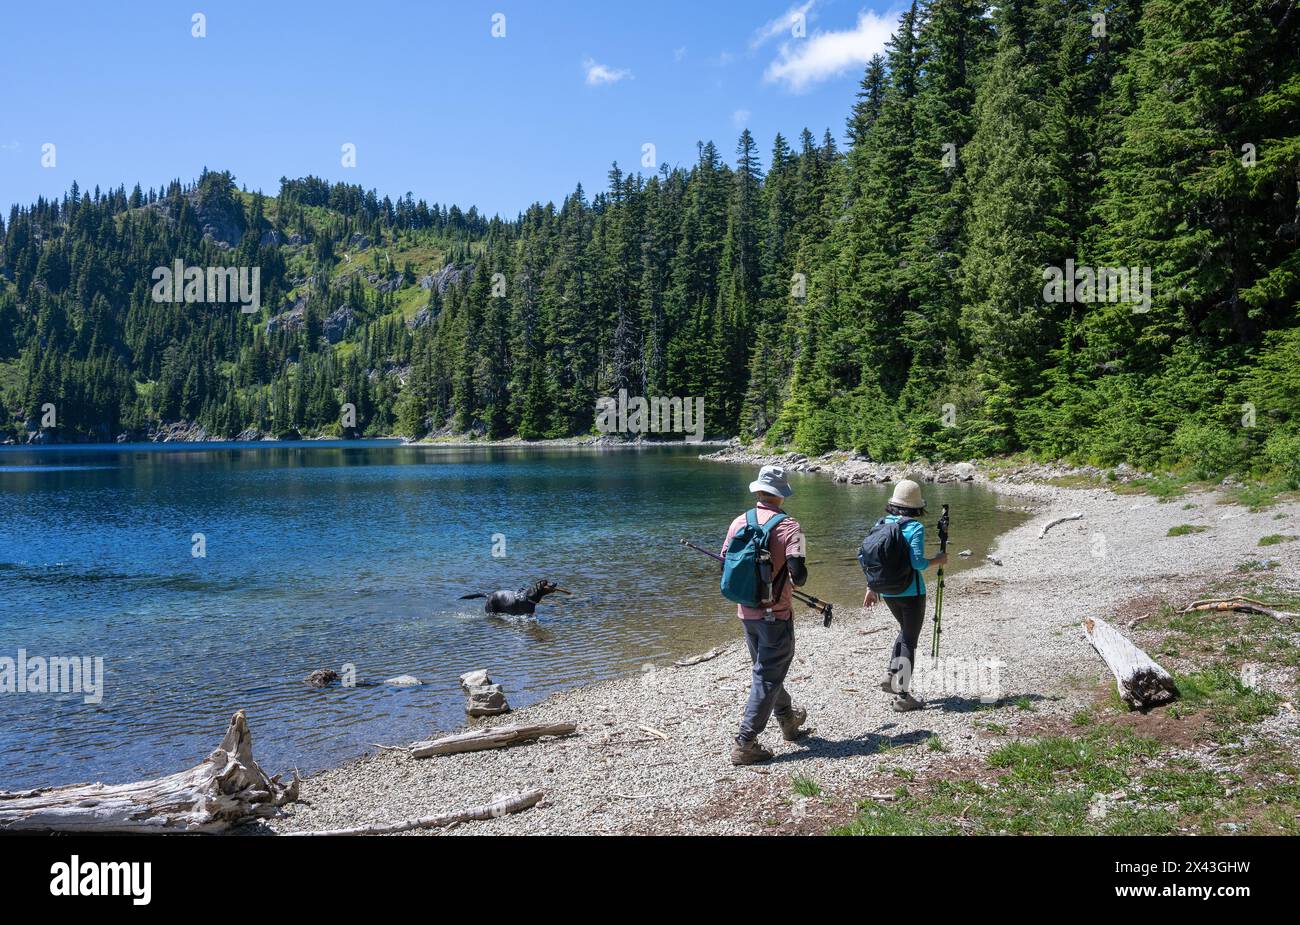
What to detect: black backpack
<box><xmin>857</xmin><ymin>516</ymin><xmax>915</xmax><ymax>594</ymax></box>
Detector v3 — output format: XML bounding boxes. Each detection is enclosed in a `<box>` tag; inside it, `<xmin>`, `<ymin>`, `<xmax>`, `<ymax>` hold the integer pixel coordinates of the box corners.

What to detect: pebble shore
<box><xmin>266</xmin><ymin>452</ymin><xmax>1298</xmax><ymax>835</ymax></box>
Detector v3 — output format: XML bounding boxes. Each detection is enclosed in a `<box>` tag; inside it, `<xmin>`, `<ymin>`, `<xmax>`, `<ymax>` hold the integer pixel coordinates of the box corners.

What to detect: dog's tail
<box><xmin>458</xmin><ymin>592</ymin><xmax>488</xmax><ymax>600</ymax></box>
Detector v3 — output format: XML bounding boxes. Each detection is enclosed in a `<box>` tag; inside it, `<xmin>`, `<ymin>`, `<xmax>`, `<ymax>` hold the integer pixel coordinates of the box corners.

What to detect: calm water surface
<box><xmin>0</xmin><ymin>442</ymin><xmax>1027</xmax><ymax>789</ymax></box>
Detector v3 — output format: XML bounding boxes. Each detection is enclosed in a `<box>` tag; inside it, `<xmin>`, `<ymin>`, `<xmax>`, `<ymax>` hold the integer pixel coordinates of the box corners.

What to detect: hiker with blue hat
<box><xmin>718</xmin><ymin>464</ymin><xmax>811</xmax><ymax>765</ymax></box>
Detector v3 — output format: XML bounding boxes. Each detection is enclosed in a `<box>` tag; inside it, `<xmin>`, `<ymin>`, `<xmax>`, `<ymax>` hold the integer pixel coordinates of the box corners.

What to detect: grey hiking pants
<box><xmin>738</xmin><ymin>617</ymin><xmax>796</xmax><ymax>743</ymax></box>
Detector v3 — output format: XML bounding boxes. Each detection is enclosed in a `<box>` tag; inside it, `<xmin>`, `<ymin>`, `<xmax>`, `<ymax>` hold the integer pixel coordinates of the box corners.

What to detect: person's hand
<box><xmin>931</xmin><ymin>552</ymin><xmax>948</xmax><ymax>568</ymax></box>
<box><xmin>863</xmin><ymin>588</ymin><xmax>879</xmax><ymax>608</ymax></box>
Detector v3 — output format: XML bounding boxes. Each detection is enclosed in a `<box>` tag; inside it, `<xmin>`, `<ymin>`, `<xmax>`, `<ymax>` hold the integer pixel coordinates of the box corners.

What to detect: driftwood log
<box><xmin>1083</xmin><ymin>616</ymin><xmax>1179</xmax><ymax>710</ymax></box>
<box><xmin>288</xmin><ymin>788</ymin><xmax>543</xmax><ymax>835</ymax></box>
<box><xmin>674</xmin><ymin>645</ymin><xmax>729</xmax><ymax>668</ymax></box>
<box><xmin>411</xmin><ymin>722</ymin><xmax>577</xmax><ymax>758</ymax></box>
<box><xmin>0</xmin><ymin>711</ymin><xmax>298</xmax><ymax>833</ymax></box>
<box><xmin>1039</xmin><ymin>512</ymin><xmax>1083</xmax><ymax>539</ymax></box>
<box><xmin>1179</xmin><ymin>597</ymin><xmax>1297</xmax><ymax>622</ymax></box>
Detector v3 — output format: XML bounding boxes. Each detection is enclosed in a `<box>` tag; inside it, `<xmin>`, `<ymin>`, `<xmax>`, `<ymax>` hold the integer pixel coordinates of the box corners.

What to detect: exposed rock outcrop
<box><xmin>420</xmin><ymin>262</ymin><xmax>474</xmax><ymax>295</ymax></box>
<box><xmin>265</xmin><ymin>301</ymin><xmax>356</xmax><ymax>344</ymax></box>
<box><xmin>150</xmin><ymin>420</ymin><xmax>209</xmax><ymax>443</ymax></box>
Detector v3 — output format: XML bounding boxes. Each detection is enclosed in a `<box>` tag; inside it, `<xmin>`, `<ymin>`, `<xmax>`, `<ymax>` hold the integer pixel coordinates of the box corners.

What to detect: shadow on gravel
<box><xmin>922</xmin><ymin>692</ymin><xmax>1050</xmax><ymax>713</ymax></box>
<box><xmin>767</xmin><ymin>727</ymin><xmax>936</xmax><ymax>763</ymax></box>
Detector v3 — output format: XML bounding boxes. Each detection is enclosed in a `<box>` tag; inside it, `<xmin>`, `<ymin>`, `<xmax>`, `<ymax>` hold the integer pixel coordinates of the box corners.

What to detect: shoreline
<box><xmin>2</xmin><ymin>434</ymin><xmax>733</xmax><ymax>450</ymax></box>
<box><xmin>265</xmin><ymin>455</ymin><xmax>1299</xmax><ymax>835</ymax></box>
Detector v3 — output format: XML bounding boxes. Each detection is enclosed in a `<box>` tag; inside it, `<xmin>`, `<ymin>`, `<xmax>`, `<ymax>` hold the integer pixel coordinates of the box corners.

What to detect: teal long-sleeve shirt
<box><xmin>880</xmin><ymin>514</ymin><xmax>928</xmax><ymax>598</ymax></box>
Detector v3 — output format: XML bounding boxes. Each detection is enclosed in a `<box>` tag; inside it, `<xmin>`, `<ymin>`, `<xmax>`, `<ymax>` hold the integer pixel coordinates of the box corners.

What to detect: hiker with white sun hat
<box><xmin>719</xmin><ymin>464</ymin><xmax>810</xmax><ymax>765</ymax></box>
<box><xmin>857</xmin><ymin>479</ymin><xmax>947</xmax><ymax>712</ymax></box>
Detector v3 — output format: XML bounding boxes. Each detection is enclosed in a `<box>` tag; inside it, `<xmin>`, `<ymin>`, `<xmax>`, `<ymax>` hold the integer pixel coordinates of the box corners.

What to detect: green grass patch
<box><xmin>1225</xmin><ymin>480</ymin><xmax>1296</xmax><ymax>512</ymax></box>
<box><xmin>1257</xmin><ymin>533</ymin><xmax>1297</xmax><ymax>547</ymax></box>
<box><xmin>1115</xmin><ymin>473</ymin><xmax>1190</xmax><ymax>501</ymax></box>
<box><xmin>1168</xmin><ymin>668</ymin><xmax>1281</xmax><ymax>736</ymax></box>
<box><xmin>1236</xmin><ymin>558</ymin><xmax>1280</xmax><ymax>573</ymax></box>
<box><xmin>1166</xmin><ymin>523</ymin><xmax>1208</xmax><ymax>537</ymax></box>
<box><xmin>791</xmin><ymin>774</ymin><xmax>822</xmax><ymax>798</ymax></box>
<box><xmin>835</xmin><ymin>723</ymin><xmax>1297</xmax><ymax>835</ymax></box>
<box><xmin>837</xmin><ymin>729</ymin><xmax>1179</xmax><ymax>836</ymax></box>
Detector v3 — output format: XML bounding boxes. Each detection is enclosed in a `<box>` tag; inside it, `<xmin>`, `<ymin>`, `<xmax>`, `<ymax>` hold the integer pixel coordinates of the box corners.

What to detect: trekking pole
<box><xmin>930</xmin><ymin>504</ymin><xmax>950</xmax><ymax>659</ymax></box>
<box><xmin>678</xmin><ymin>539</ymin><xmax>835</xmax><ymax>627</ymax></box>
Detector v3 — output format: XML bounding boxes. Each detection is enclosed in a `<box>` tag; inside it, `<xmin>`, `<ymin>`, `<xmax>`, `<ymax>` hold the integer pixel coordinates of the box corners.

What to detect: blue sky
<box><xmin>0</xmin><ymin>0</ymin><xmax>902</xmax><ymax>219</ymax></box>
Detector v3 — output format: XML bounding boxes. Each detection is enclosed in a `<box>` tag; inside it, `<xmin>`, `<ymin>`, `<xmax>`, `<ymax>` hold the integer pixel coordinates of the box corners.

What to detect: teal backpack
<box><xmin>721</xmin><ymin>509</ymin><xmax>787</xmax><ymax>608</ymax></box>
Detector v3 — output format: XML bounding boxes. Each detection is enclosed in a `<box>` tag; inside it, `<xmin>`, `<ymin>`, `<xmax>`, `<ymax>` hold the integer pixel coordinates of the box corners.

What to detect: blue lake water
<box><xmin>0</xmin><ymin>442</ymin><xmax>1025</xmax><ymax>789</ymax></box>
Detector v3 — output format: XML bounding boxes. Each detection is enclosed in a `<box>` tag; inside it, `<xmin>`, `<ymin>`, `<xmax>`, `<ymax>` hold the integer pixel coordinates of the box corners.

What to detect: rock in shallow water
<box><xmin>384</xmin><ymin>674</ymin><xmax>422</xmax><ymax>686</ymax></box>
<box><xmin>305</xmin><ymin>668</ymin><xmax>339</xmax><ymax>688</ymax></box>
<box><xmin>460</xmin><ymin>668</ymin><xmax>511</xmax><ymax>717</ymax></box>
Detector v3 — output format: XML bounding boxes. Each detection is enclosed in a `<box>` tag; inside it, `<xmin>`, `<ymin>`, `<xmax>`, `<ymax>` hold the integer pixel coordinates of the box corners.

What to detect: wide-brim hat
<box><xmin>749</xmin><ymin>464</ymin><xmax>793</xmax><ymax>497</ymax></box>
<box><xmin>889</xmin><ymin>479</ymin><xmax>926</xmax><ymax>510</ymax></box>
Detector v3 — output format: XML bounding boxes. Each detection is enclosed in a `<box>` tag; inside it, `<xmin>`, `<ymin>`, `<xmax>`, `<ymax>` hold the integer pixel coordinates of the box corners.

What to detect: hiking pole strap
<box><xmin>680</xmin><ymin>539</ymin><xmax>833</xmax><ymax>621</ymax></box>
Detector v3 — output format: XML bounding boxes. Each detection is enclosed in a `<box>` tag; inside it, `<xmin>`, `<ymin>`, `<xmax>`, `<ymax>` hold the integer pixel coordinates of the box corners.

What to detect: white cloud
<box><xmin>751</xmin><ymin>1</ymin><xmax>817</xmax><ymax>50</ymax></box>
<box><xmin>674</xmin><ymin>46</ymin><xmax>687</xmax><ymax>62</ymax></box>
<box><xmin>584</xmin><ymin>57</ymin><xmax>633</xmax><ymax>86</ymax></box>
<box><xmin>763</xmin><ymin>10</ymin><xmax>895</xmax><ymax>93</ymax></box>
<box><xmin>732</xmin><ymin>109</ymin><xmax>751</xmax><ymax>128</ymax></box>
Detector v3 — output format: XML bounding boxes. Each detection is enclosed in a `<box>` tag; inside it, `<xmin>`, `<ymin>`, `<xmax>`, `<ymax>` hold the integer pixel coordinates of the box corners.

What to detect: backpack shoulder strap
<box><xmin>760</xmin><ymin>512</ymin><xmax>787</xmax><ymax>535</ymax></box>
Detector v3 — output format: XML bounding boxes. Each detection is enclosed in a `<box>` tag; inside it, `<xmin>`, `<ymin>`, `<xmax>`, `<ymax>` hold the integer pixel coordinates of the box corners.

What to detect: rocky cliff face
<box><xmin>148</xmin><ymin>185</ymin><xmax>249</xmax><ymax>248</ymax></box>
<box><xmin>419</xmin><ymin>262</ymin><xmax>474</xmax><ymax>295</ymax></box>
<box><xmin>265</xmin><ymin>299</ymin><xmax>357</xmax><ymax>345</ymax></box>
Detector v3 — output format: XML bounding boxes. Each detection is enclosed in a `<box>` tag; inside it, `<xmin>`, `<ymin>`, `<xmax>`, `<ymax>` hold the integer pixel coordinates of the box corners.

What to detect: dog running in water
<box><xmin>459</xmin><ymin>579</ymin><xmax>568</xmax><ymax>616</ymax></box>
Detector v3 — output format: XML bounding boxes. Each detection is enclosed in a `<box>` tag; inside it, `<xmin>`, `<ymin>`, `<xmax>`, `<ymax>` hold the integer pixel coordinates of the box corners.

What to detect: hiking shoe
<box><xmin>891</xmin><ymin>693</ymin><xmax>924</xmax><ymax>712</ymax></box>
<box><xmin>730</xmin><ymin>738</ymin><xmax>773</xmax><ymax>765</ymax></box>
<box><xmin>777</xmin><ymin>706</ymin><xmax>809</xmax><ymax>742</ymax></box>
<box><xmin>879</xmin><ymin>673</ymin><xmax>899</xmax><ymax>694</ymax></box>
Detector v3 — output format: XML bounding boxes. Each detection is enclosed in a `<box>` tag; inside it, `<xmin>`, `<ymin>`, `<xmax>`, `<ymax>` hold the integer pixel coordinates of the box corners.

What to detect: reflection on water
<box><xmin>0</xmin><ymin>442</ymin><xmax>1026</xmax><ymax>789</ymax></box>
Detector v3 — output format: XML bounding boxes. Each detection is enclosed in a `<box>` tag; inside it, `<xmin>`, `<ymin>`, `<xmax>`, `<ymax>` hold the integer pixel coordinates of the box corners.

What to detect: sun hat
<box><xmin>749</xmin><ymin>464</ymin><xmax>793</xmax><ymax>498</ymax></box>
<box><xmin>889</xmin><ymin>479</ymin><xmax>926</xmax><ymax>510</ymax></box>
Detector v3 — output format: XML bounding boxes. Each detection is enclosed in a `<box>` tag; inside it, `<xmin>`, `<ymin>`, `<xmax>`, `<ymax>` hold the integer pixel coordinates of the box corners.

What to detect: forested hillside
<box><xmin>1</xmin><ymin>0</ymin><xmax>1297</xmax><ymax>481</ymax></box>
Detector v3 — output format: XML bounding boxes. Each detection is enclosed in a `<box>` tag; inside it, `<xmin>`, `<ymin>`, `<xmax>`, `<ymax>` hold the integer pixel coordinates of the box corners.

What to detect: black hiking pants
<box><xmin>883</xmin><ymin>594</ymin><xmax>926</xmax><ymax>693</ymax></box>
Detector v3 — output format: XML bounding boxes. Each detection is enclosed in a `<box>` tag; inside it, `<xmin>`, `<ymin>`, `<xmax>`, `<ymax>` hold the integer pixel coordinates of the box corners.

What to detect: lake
<box><xmin>0</xmin><ymin>442</ymin><xmax>1026</xmax><ymax>789</ymax></box>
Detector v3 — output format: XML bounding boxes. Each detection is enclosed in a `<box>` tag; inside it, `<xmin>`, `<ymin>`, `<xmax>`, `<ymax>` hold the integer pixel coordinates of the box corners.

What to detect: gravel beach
<box><xmin>266</xmin><ymin>456</ymin><xmax>1300</xmax><ymax>835</ymax></box>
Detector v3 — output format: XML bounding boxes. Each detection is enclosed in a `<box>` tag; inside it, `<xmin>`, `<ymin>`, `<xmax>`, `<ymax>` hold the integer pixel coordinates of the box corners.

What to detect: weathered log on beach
<box><xmin>1179</xmin><ymin>597</ymin><xmax>1297</xmax><ymax>622</ymax></box>
<box><xmin>288</xmin><ymin>788</ymin><xmax>544</xmax><ymax>835</ymax></box>
<box><xmin>674</xmin><ymin>645</ymin><xmax>729</xmax><ymax>668</ymax></box>
<box><xmin>1083</xmin><ymin>616</ymin><xmax>1179</xmax><ymax>710</ymax></box>
<box><xmin>410</xmin><ymin>722</ymin><xmax>578</xmax><ymax>758</ymax></box>
<box><xmin>1038</xmin><ymin>512</ymin><xmax>1083</xmax><ymax>539</ymax></box>
<box><xmin>0</xmin><ymin>711</ymin><xmax>298</xmax><ymax>833</ymax></box>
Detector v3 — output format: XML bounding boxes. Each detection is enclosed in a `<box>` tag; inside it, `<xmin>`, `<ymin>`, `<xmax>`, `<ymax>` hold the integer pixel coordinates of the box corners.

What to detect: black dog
<box><xmin>460</xmin><ymin>579</ymin><xmax>567</xmax><ymax>616</ymax></box>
